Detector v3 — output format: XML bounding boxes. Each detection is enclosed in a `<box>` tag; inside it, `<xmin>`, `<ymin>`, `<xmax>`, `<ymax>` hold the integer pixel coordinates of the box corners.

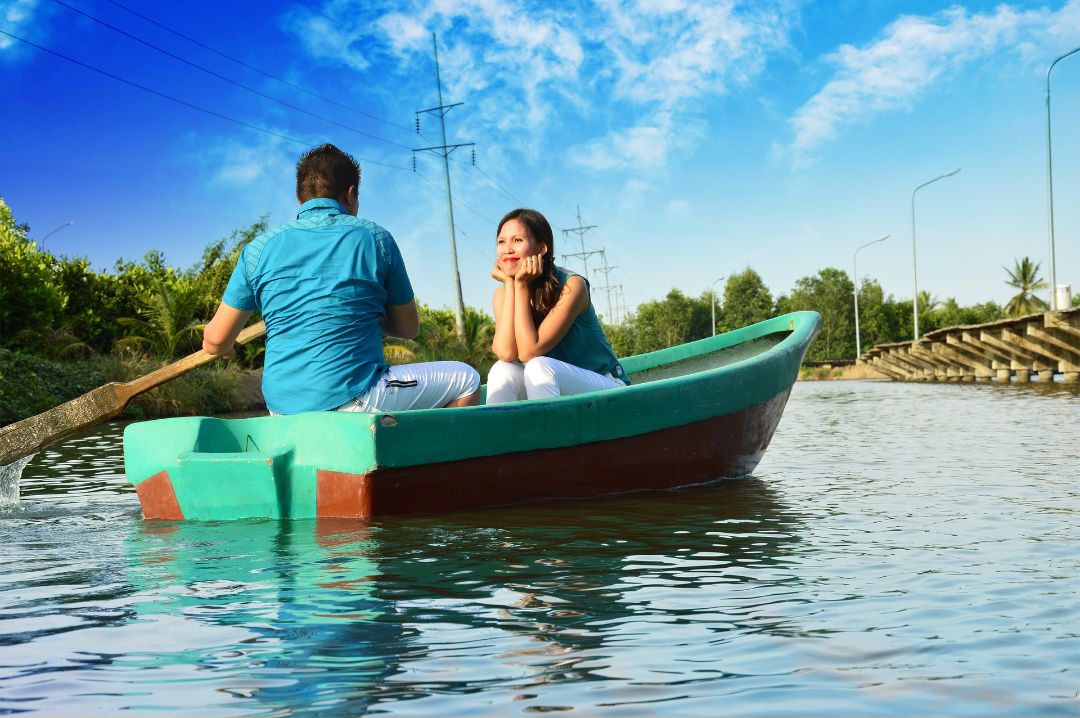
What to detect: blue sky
<box><xmin>2</xmin><ymin>0</ymin><xmax>1079</xmax><ymax>320</ymax></box>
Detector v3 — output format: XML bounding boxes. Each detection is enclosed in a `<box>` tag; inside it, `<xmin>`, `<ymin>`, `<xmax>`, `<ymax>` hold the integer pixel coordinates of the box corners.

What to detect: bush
<box><xmin>0</xmin><ymin>348</ymin><xmax>264</xmax><ymax>426</ymax></box>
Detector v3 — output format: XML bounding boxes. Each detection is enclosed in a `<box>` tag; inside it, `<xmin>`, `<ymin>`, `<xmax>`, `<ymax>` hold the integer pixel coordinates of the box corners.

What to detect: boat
<box><xmin>123</xmin><ymin>310</ymin><xmax>821</xmax><ymax>521</ymax></box>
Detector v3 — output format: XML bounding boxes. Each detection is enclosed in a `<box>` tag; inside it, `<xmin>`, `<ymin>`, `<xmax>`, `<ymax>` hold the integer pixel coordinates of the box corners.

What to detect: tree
<box><xmin>116</xmin><ymin>276</ymin><xmax>205</xmax><ymax>358</ymax></box>
<box><xmin>776</xmin><ymin>267</ymin><xmax>855</xmax><ymax>361</ymax></box>
<box><xmin>387</xmin><ymin>304</ymin><xmax>496</xmax><ymax>376</ymax></box>
<box><xmin>719</xmin><ymin>268</ymin><xmax>773</xmax><ymax>332</ymax></box>
<box><xmin>0</xmin><ymin>197</ymin><xmax>65</xmax><ymax>346</ymax></box>
<box><xmin>619</xmin><ymin>289</ymin><xmax>711</xmax><ymax>354</ymax></box>
<box><xmin>1003</xmin><ymin>257</ymin><xmax>1048</xmax><ymax>317</ymax></box>
<box><xmin>853</xmin><ymin>279</ymin><xmax>894</xmax><ymax>349</ymax></box>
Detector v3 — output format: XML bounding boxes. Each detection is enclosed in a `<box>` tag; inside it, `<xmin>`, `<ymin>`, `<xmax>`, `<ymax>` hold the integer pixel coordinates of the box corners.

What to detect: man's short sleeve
<box><xmin>222</xmin><ymin>249</ymin><xmax>257</xmax><ymax>311</ymax></box>
<box><xmin>382</xmin><ymin>232</ymin><xmax>414</xmax><ymax>306</ymax></box>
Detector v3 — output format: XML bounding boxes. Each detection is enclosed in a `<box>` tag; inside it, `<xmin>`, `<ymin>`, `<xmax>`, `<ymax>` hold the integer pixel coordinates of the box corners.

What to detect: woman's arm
<box><xmin>513</xmin><ymin>275</ymin><xmax>588</xmax><ymax>362</ymax></box>
<box><xmin>491</xmin><ymin>268</ymin><xmax>518</xmax><ymax>361</ymax></box>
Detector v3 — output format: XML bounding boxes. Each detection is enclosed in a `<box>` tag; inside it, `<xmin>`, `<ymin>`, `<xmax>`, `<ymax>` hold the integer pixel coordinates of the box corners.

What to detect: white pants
<box><xmin>334</xmin><ymin>361</ymin><xmax>480</xmax><ymax>413</ymax></box>
<box><xmin>485</xmin><ymin>357</ymin><xmax>625</xmax><ymax>404</ymax></box>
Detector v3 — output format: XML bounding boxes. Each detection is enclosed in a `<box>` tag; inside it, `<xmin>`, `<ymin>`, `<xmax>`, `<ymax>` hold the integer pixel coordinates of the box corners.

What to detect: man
<box><xmin>203</xmin><ymin>143</ymin><xmax>481</xmax><ymax>414</ymax></box>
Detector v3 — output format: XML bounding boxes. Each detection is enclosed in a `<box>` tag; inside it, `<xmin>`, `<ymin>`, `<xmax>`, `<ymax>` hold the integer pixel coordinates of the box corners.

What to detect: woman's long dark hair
<box><xmin>497</xmin><ymin>208</ymin><xmax>562</xmax><ymax>324</ymax></box>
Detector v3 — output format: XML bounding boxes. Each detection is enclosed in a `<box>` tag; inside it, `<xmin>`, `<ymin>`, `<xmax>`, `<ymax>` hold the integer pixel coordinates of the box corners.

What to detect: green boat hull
<box><xmin>123</xmin><ymin>311</ymin><xmax>821</xmax><ymax>520</ymax></box>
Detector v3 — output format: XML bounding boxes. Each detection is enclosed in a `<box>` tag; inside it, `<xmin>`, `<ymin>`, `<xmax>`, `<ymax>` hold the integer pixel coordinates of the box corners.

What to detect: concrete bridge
<box><xmin>862</xmin><ymin>306</ymin><xmax>1080</xmax><ymax>383</ymax></box>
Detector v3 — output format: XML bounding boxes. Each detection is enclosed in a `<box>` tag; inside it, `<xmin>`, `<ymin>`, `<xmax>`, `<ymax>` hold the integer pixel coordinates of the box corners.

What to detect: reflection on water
<box><xmin>1</xmin><ymin>382</ymin><xmax>1078</xmax><ymax>716</ymax></box>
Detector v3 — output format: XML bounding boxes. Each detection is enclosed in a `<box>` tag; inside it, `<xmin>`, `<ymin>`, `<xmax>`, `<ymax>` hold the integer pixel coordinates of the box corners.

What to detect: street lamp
<box><xmin>39</xmin><ymin>221</ymin><xmax>74</xmax><ymax>250</ymax></box>
<box><xmin>1045</xmin><ymin>46</ymin><xmax>1080</xmax><ymax>310</ymax></box>
<box><xmin>911</xmin><ymin>168</ymin><xmax>960</xmax><ymax>341</ymax></box>
<box><xmin>710</xmin><ymin>276</ymin><xmax>724</xmax><ymax>336</ymax></box>
<box><xmin>853</xmin><ymin>234</ymin><xmax>889</xmax><ymax>358</ymax></box>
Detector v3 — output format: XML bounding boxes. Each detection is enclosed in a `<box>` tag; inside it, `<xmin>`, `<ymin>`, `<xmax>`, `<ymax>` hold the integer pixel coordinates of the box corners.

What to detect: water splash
<box><xmin>0</xmin><ymin>455</ymin><xmax>33</xmax><ymax>509</ymax></box>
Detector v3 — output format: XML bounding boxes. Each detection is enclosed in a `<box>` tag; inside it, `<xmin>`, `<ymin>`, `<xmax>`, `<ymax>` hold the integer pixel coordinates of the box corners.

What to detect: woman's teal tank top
<box><xmin>544</xmin><ymin>267</ymin><xmax>629</xmax><ymax>385</ymax></box>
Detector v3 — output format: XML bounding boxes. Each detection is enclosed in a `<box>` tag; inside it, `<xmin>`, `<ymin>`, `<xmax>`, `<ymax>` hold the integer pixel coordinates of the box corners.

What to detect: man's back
<box><xmin>223</xmin><ymin>198</ymin><xmax>413</xmax><ymax>414</ymax></box>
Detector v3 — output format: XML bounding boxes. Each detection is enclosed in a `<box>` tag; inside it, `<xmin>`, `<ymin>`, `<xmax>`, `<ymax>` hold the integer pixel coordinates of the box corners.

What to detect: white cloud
<box><xmin>599</xmin><ymin>0</ymin><xmax>792</xmax><ymax>110</ymax></box>
<box><xmin>783</xmin><ymin>2</ymin><xmax>1079</xmax><ymax>162</ymax></box>
<box><xmin>280</xmin><ymin>0</ymin><xmax>374</xmax><ymax>71</ymax></box>
<box><xmin>286</xmin><ymin>0</ymin><xmax>799</xmax><ymax>172</ymax></box>
<box><xmin>0</xmin><ymin>0</ymin><xmax>40</xmax><ymax>53</ymax></box>
<box><xmin>194</xmin><ymin>134</ymin><xmax>297</xmax><ymax>218</ymax></box>
<box><xmin>665</xmin><ymin>197</ymin><xmax>690</xmax><ymax>215</ymax></box>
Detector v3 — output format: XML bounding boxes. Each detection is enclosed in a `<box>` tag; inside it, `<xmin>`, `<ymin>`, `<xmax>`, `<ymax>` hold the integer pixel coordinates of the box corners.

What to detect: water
<box><xmin>1</xmin><ymin>382</ymin><xmax>1078</xmax><ymax>716</ymax></box>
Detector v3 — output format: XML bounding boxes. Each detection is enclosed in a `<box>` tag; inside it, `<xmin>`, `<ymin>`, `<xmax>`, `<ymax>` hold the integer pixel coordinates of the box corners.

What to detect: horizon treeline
<box><xmin>0</xmin><ymin>197</ymin><xmax>1061</xmax><ymax>370</ymax></box>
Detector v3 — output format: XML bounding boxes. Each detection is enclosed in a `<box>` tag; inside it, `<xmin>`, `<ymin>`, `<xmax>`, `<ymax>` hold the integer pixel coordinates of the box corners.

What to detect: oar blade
<box><xmin>0</xmin><ymin>384</ymin><xmax>127</xmax><ymax>466</ymax></box>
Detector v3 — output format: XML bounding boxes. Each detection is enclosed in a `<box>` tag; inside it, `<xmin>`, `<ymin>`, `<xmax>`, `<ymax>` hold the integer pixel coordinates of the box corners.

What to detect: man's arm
<box><xmin>203</xmin><ymin>301</ymin><xmax>254</xmax><ymax>358</ymax></box>
<box><xmin>382</xmin><ymin>299</ymin><xmax>420</xmax><ymax>339</ymax></box>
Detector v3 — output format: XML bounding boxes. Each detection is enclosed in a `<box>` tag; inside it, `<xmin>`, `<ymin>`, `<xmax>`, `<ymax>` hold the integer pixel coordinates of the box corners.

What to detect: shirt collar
<box><xmin>297</xmin><ymin>198</ymin><xmax>347</xmax><ymax>218</ymax></box>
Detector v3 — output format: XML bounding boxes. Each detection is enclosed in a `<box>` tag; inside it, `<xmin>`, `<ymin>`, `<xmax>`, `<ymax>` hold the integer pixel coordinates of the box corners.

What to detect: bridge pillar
<box><xmin>1037</xmin><ymin>369</ymin><xmax>1055</xmax><ymax>382</ymax></box>
<box><xmin>996</xmin><ymin>369</ymin><xmax>1011</xmax><ymax>382</ymax></box>
<box><xmin>1064</xmin><ymin>372</ymin><xmax>1079</xmax><ymax>384</ymax></box>
<box><xmin>1015</xmin><ymin>369</ymin><xmax>1031</xmax><ymax>383</ymax></box>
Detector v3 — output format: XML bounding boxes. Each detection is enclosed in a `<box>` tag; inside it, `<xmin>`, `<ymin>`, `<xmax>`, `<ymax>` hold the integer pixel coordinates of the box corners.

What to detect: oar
<box><xmin>0</xmin><ymin>321</ymin><xmax>266</xmax><ymax>466</ymax></box>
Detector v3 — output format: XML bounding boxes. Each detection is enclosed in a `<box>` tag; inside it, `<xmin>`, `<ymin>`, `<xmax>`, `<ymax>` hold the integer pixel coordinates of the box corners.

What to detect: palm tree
<box><xmin>117</xmin><ymin>279</ymin><xmax>204</xmax><ymax>358</ymax></box>
<box><xmin>1003</xmin><ymin>257</ymin><xmax>1048</xmax><ymax>317</ymax></box>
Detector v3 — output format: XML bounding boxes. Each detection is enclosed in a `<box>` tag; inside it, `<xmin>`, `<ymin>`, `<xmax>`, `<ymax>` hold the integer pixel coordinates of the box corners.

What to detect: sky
<box><xmin>2</xmin><ymin>0</ymin><xmax>1079</xmax><ymax>321</ymax></box>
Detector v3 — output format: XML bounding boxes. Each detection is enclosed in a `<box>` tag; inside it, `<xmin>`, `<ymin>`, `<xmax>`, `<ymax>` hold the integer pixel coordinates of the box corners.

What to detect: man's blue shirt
<box><xmin>222</xmin><ymin>198</ymin><xmax>414</xmax><ymax>414</ymax></box>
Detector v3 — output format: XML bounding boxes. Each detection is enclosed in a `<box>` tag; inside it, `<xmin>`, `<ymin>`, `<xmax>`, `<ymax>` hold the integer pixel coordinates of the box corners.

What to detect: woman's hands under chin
<box><xmin>515</xmin><ymin>255</ymin><xmax>543</xmax><ymax>285</ymax></box>
<box><xmin>491</xmin><ymin>261</ymin><xmax>510</xmax><ymax>283</ymax></box>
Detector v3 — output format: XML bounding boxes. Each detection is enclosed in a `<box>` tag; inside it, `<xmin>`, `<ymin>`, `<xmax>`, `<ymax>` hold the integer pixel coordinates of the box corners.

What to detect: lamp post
<box><xmin>39</xmin><ymin>221</ymin><xmax>73</xmax><ymax>250</ymax></box>
<box><xmin>911</xmin><ymin>168</ymin><xmax>960</xmax><ymax>341</ymax></box>
<box><xmin>1046</xmin><ymin>46</ymin><xmax>1080</xmax><ymax>311</ymax></box>
<box><xmin>710</xmin><ymin>276</ymin><xmax>724</xmax><ymax>336</ymax></box>
<box><xmin>853</xmin><ymin>234</ymin><xmax>889</xmax><ymax>358</ymax></box>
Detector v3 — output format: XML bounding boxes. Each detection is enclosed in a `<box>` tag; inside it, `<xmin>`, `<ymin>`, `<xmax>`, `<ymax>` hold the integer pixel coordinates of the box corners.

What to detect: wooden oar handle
<box><xmin>124</xmin><ymin>321</ymin><xmax>267</xmax><ymax>396</ymax></box>
<box><xmin>0</xmin><ymin>321</ymin><xmax>268</xmax><ymax>467</ymax></box>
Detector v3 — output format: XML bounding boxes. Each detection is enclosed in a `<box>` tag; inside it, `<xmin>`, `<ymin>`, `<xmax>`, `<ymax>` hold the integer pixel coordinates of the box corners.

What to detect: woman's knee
<box><xmin>523</xmin><ymin>356</ymin><xmax>558</xmax><ymax>384</ymax></box>
<box><xmin>487</xmin><ymin>360</ymin><xmax>520</xmax><ymax>384</ymax></box>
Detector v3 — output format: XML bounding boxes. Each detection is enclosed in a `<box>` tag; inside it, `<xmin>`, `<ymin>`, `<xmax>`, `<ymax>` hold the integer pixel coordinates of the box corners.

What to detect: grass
<box><xmin>0</xmin><ymin>348</ymin><xmax>264</xmax><ymax>425</ymax></box>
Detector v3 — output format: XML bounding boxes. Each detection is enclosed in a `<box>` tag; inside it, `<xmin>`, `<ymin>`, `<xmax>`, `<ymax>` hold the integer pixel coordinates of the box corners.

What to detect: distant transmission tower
<box><xmin>614</xmin><ymin>285</ymin><xmax>628</xmax><ymax>323</ymax></box>
<box><xmin>593</xmin><ymin>249</ymin><xmax>619</xmax><ymax>323</ymax></box>
<box><xmin>413</xmin><ymin>32</ymin><xmax>475</xmax><ymax>334</ymax></box>
<box><xmin>561</xmin><ymin>205</ymin><xmax>602</xmax><ymax>282</ymax></box>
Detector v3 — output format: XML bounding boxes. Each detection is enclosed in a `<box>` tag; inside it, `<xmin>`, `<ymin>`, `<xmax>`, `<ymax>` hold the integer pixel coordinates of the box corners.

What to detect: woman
<box><xmin>487</xmin><ymin>208</ymin><xmax>629</xmax><ymax>404</ymax></box>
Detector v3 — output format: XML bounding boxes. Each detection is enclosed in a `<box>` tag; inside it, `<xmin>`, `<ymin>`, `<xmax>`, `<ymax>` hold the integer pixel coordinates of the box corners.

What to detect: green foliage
<box><xmin>0</xmin><ymin>348</ymin><xmax>111</xmax><ymax>425</ymax></box>
<box><xmin>116</xmin><ymin>276</ymin><xmax>206</xmax><ymax>358</ymax></box>
<box><xmin>388</xmin><ymin>304</ymin><xmax>497</xmax><ymax>377</ymax></box>
<box><xmin>921</xmin><ymin>298</ymin><xmax>1005</xmax><ymax>334</ymax></box>
<box><xmin>0</xmin><ymin>347</ymin><xmax>263</xmax><ymax>425</ymax></box>
<box><xmin>776</xmin><ymin>267</ymin><xmax>855</xmax><ymax>362</ymax></box>
<box><xmin>1003</xmin><ymin>257</ymin><xmax>1049</xmax><ymax>317</ymax></box>
<box><xmin>719</xmin><ymin>268</ymin><xmax>774</xmax><ymax>333</ymax></box>
<box><xmin>617</xmin><ymin>289</ymin><xmax>712</xmax><ymax>354</ymax></box>
<box><xmin>0</xmin><ymin>198</ymin><xmax>65</xmax><ymax>346</ymax></box>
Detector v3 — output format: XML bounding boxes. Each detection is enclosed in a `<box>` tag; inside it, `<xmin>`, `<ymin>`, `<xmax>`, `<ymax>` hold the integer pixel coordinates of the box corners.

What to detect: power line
<box><xmin>454</xmin><ymin>223</ymin><xmax>494</xmax><ymax>263</ymax></box>
<box><xmin>453</xmin><ymin>158</ymin><xmax>524</xmax><ymax>208</ymax></box>
<box><xmin>51</xmin><ymin>0</ymin><xmax>413</xmax><ymax>150</ymax></box>
<box><xmin>413</xmin><ymin>169</ymin><xmax>495</xmax><ymax>226</ymax></box>
<box><xmin>0</xmin><ymin>29</ymin><xmax>409</xmax><ymax>171</ymax></box>
<box><xmin>104</xmin><ymin>0</ymin><xmax>414</xmax><ymax>133</ymax></box>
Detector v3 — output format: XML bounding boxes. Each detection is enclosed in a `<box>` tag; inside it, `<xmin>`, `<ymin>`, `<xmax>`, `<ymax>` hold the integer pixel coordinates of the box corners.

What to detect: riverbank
<box><xmin>0</xmin><ymin>350</ymin><xmax>266</xmax><ymax>425</ymax></box>
<box><xmin>799</xmin><ymin>363</ymin><xmax>891</xmax><ymax>381</ymax></box>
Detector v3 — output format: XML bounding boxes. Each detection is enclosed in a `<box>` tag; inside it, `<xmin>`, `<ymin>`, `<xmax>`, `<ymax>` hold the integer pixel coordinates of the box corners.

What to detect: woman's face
<box><xmin>496</xmin><ymin>218</ymin><xmax>546</xmax><ymax>276</ymax></box>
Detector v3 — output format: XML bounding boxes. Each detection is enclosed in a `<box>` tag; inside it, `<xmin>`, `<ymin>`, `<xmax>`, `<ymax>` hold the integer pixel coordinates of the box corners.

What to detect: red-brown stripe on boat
<box><xmin>317</xmin><ymin>470</ymin><xmax>373</xmax><ymax>519</ymax></box>
<box><xmin>135</xmin><ymin>470</ymin><xmax>185</xmax><ymax>520</ymax></box>
<box><xmin>356</xmin><ymin>389</ymin><xmax>791</xmax><ymax>517</ymax></box>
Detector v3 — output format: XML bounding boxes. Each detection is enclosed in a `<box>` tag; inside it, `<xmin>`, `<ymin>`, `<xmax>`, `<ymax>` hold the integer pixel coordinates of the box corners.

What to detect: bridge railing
<box><xmin>862</xmin><ymin>307</ymin><xmax>1080</xmax><ymax>383</ymax></box>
